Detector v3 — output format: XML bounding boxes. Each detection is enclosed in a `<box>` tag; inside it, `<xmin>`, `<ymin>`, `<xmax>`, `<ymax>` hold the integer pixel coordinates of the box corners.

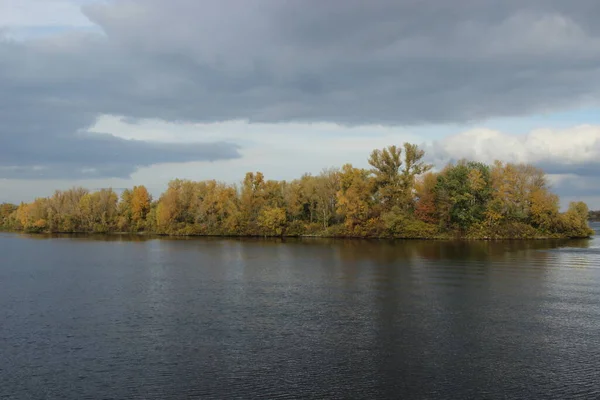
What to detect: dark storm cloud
<box><xmin>0</xmin><ymin>31</ymin><xmax>241</xmax><ymax>179</ymax></box>
<box><xmin>0</xmin><ymin>131</ymin><xmax>239</xmax><ymax>179</ymax></box>
<box><xmin>2</xmin><ymin>0</ymin><xmax>600</xmax><ymax>178</ymax></box>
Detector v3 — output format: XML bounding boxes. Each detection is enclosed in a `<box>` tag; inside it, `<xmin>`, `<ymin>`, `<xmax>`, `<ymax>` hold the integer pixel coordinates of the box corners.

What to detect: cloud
<box><xmin>0</xmin><ymin>27</ymin><xmax>241</xmax><ymax>179</ymax></box>
<box><xmin>428</xmin><ymin>125</ymin><xmax>600</xmax><ymax>172</ymax></box>
<box><xmin>427</xmin><ymin>125</ymin><xmax>600</xmax><ymax>206</ymax></box>
<box><xmin>0</xmin><ymin>131</ymin><xmax>240</xmax><ymax>179</ymax></box>
<box><xmin>0</xmin><ymin>0</ymin><xmax>95</xmax><ymax>28</ymax></box>
<box><xmin>2</xmin><ymin>0</ymin><xmax>600</xmax><ymax>179</ymax></box>
<box><xmin>88</xmin><ymin>116</ymin><xmax>419</xmax><ymax>181</ymax></box>
<box><xmin>78</xmin><ymin>0</ymin><xmax>600</xmax><ymax>123</ymax></box>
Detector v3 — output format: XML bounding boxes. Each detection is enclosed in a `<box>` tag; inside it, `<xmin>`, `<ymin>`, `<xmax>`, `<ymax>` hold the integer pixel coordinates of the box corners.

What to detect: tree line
<box><xmin>0</xmin><ymin>144</ymin><xmax>594</xmax><ymax>239</ymax></box>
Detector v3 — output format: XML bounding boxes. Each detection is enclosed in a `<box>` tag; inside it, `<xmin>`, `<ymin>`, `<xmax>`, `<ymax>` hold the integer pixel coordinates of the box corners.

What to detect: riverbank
<box><xmin>1</xmin><ymin>227</ymin><xmax>593</xmax><ymax>240</ymax></box>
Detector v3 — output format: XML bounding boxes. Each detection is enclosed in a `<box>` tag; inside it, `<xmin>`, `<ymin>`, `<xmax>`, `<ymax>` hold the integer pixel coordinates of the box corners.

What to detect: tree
<box><xmin>369</xmin><ymin>143</ymin><xmax>431</xmax><ymax>212</ymax></box>
<box><xmin>194</xmin><ymin>180</ymin><xmax>240</xmax><ymax>234</ymax></box>
<box><xmin>561</xmin><ymin>202</ymin><xmax>594</xmax><ymax>238</ymax></box>
<box><xmin>131</xmin><ymin>185</ymin><xmax>151</xmax><ymax>230</ymax></box>
<box><xmin>528</xmin><ymin>187</ymin><xmax>559</xmax><ymax>232</ymax></box>
<box><xmin>117</xmin><ymin>189</ymin><xmax>133</xmax><ymax>231</ymax></box>
<box><xmin>313</xmin><ymin>168</ymin><xmax>341</xmax><ymax>228</ymax></box>
<box><xmin>436</xmin><ymin>161</ymin><xmax>492</xmax><ymax>232</ymax></box>
<box><xmin>258</xmin><ymin>207</ymin><xmax>287</xmax><ymax>236</ymax></box>
<box><xmin>238</xmin><ymin>172</ymin><xmax>267</xmax><ymax>235</ymax></box>
<box><xmin>3</xmin><ymin>144</ymin><xmax>592</xmax><ymax>240</ymax></box>
<box><xmin>0</xmin><ymin>203</ymin><xmax>17</xmax><ymax>228</ymax></box>
<box><xmin>369</xmin><ymin>145</ymin><xmax>403</xmax><ymax>209</ymax></box>
<box><xmin>155</xmin><ymin>180</ymin><xmax>184</xmax><ymax>233</ymax></box>
<box><xmin>414</xmin><ymin>172</ymin><xmax>439</xmax><ymax>224</ymax></box>
<box><xmin>401</xmin><ymin>143</ymin><xmax>433</xmax><ymax>200</ymax></box>
<box><xmin>16</xmin><ymin>198</ymin><xmax>49</xmax><ymax>232</ymax></box>
<box><xmin>336</xmin><ymin>164</ymin><xmax>374</xmax><ymax>233</ymax></box>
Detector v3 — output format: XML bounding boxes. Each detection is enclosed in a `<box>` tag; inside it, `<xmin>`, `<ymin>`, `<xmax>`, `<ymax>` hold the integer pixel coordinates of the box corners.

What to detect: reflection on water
<box><xmin>1</xmin><ymin>230</ymin><xmax>600</xmax><ymax>399</ymax></box>
<box><xmin>18</xmin><ymin>230</ymin><xmax>594</xmax><ymax>259</ymax></box>
<box><xmin>17</xmin><ymin>232</ymin><xmax>157</xmax><ymax>242</ymax></box>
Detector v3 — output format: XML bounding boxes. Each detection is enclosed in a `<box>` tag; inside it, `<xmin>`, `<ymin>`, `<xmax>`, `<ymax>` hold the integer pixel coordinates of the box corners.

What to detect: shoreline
<box><xmin>1</xmin><ymin>229</ymin><xmax>593</xmax><ymax>241</ymax></box>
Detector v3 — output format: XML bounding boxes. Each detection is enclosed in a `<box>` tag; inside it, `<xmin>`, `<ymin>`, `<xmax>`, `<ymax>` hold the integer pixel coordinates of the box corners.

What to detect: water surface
<box><xmin>2</xmin><ymin>225</ymin><xmax>600</xmax><ymax>399</ymax></box>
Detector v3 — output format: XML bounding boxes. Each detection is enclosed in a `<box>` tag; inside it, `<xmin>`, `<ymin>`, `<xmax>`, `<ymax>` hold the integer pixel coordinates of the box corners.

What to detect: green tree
<box><xmin>369</xmin><ymin>143</ymin><xmax>431</xmax><ymax>212</ymax></box>
<box><xmin>436</xmin><ymin>161</ymin><xmax>492</xmax><ymax>232</ymax></box>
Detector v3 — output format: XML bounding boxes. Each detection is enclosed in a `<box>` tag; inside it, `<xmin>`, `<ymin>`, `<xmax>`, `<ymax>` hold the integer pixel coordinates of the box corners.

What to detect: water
<box><xmin>1</xmin><ymin>224</ymin><xmax>600</xmax><ymax>399</ymax></box>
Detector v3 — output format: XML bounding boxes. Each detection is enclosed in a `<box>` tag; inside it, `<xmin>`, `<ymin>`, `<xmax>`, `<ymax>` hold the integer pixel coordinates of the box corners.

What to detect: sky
<box><xmin>2</xmin><ymin>0</ymin><xmax>600</xmax><ymax>208</ymax></box>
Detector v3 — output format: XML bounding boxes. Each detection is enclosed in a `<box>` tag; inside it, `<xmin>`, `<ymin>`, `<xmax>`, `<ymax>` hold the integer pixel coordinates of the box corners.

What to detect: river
<box><xmin>1</xmin><ymin>224</ymin><xmax>600</xmax><ymax>399</ymax></box>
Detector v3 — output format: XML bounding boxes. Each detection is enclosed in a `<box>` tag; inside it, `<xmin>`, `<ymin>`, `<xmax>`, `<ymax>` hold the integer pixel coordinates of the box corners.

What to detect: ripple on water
<box><xmin>1</xmin><ymin>234</ymin><xmax>600</xmax><ymax>399</ymax></box>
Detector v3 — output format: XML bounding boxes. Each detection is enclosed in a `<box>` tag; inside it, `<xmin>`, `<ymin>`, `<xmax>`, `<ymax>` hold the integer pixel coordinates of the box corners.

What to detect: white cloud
<box><xmin>428</xmin><ymin>125</ymin><xmax>600</xmax><ymax>209</ymax></box>
<box><xmin>430</xmin><ymin>125</ymin><xmax>600</xmax><ymax>169</ymax></box>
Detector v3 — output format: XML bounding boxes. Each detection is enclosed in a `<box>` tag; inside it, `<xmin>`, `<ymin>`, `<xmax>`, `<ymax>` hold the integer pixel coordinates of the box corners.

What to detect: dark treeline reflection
<box><xmin>15</xmin><ymin>231</ymin><xmax>592</xmax><ymax>261</ymax></box>
<box><xmin>0</xmin><ymin>144</ymin><xmax>594</xmax><ymax>239</ymax></box>
<box><xmin>15</xmin><ymin>232</ymin><xmax>155</xmax><ymax>242</ymax></box>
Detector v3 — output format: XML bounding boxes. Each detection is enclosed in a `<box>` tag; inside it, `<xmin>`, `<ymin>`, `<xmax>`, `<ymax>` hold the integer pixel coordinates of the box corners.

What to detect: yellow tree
<box><xmin>16</xmin><ymin>198</ymin><xmax>49</xmax><ymax>232</ymax></box>
<box><xmin>155</xmin><ymin>181</ymin><xmax>181</xmax><ymax>233</ymax></box>
<box><xmin>238</xmin><ymin>172</ymin><xmax>266</xmax><ymax>234</ymax></box>
<box><xmin>94</xmin><ymin>189</ymin><xmax>118</xmax><ymax>230</ymax></box>
<box><xmin>561</xmin><ymin>202</ymin><xmax>594</xmax><ymax>238</ymax></box>
<box><xmin>0</xmin><ymin>203</ymin><xmax>17</xmax><ymax>228</ymax></box>
<box><xmin>336</xmin><ymin>164</ymin><xmax>374</xmax><ymax>233</ymax></box>
<box><xmin>79</xmin><ymin>193</ymin><xmax>96</xmax><ymax>231</ymax></box>
<box><xmin>258</xmin><ymin>207</ymin><xmax>287</xmax><ymax>236</ymax></box>
<box><xmin>131</xmin><ymin>185</ymin><xmax>151</xmax><ymax>227</ymax></box>
<box><xmin>193</xmin><ymin>180</ymin><xmax>240</xmax><ymax>234</ymax></box>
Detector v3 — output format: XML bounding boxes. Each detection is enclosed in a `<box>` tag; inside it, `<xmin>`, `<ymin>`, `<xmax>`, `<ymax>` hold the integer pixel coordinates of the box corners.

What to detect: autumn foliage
<box><xmin>0</xmin><ymin>144</ymin><xmax>594</xmax><ymax>239</ymax></box>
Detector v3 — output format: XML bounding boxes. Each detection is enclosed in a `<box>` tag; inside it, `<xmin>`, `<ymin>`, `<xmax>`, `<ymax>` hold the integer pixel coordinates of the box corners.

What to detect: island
<box><xmin>0</xmin><ymin>143</ymin><xmax>594</xmax><ymax>239</ymax></box>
